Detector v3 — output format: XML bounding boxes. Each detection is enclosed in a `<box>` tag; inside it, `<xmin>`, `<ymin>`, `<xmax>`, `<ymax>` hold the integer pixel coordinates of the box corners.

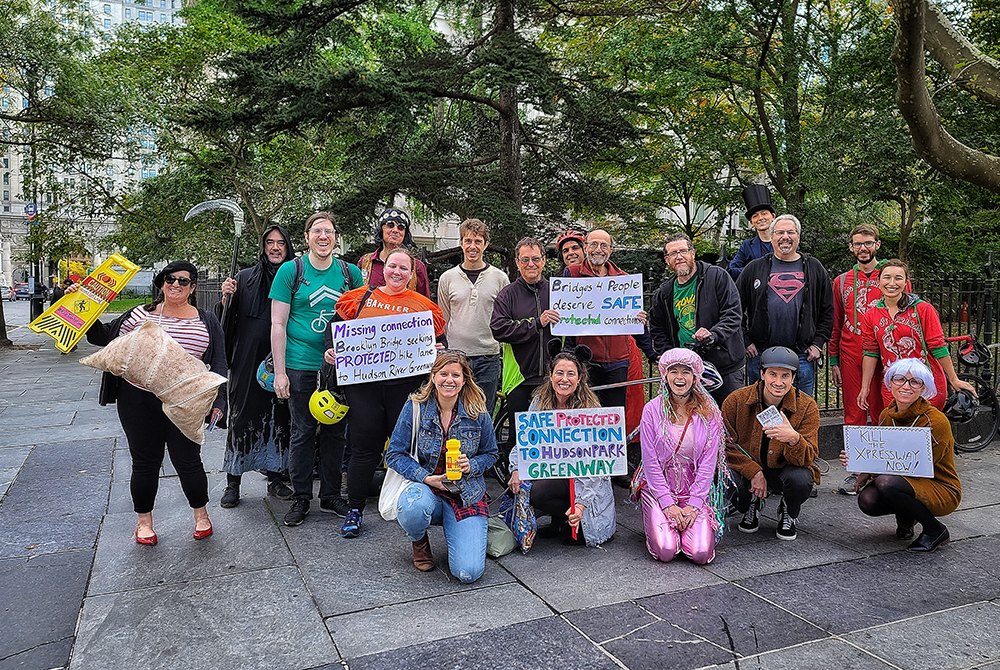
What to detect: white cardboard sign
<box><xmin>844</xmin><ymin>425</ymin><xmax>934</xmax><ymax>478</ymax></box>
<box><xmin>331</xmin><ymin>311</ymin><xmax>436</xmax><ymax>385</ymax></box>
<box><xmin>515</xmin><ymin>407</ymin><xmax>628</xmax><ymax>479</ymax></box>
<box><xmin>549</xmin><ymin>274</ymin><xmax>645</xmax><ymax>336</ymax></box>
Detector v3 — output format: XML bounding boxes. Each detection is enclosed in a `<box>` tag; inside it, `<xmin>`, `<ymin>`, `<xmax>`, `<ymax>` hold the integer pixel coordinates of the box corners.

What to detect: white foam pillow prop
<box><xmin>80</xmin><ymin>320</ymin><xmax>226</xmax><ymax>445</ymax></box>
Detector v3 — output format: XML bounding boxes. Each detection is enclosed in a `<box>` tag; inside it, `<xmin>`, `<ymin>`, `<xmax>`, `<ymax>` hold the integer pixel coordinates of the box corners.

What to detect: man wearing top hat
<box><xmin>728</xmin><ymin>184</ymin><xmax>776</xmax><ymax>279</ymax></box>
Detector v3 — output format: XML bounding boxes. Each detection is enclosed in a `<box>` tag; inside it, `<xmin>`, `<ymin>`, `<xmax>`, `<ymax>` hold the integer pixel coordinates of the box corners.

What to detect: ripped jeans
<box><xmin>396</xmin><ymin>482</ymin><xmax>488</xmax><ymax>583</ymax></box>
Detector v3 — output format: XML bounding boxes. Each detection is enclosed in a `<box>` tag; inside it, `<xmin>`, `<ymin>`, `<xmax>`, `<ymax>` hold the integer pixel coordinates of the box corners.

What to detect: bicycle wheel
<box><xmin>952</xmin><ymin>373</ymin><xmax>1000</xmax><ymax>452</ymax></box>
<box><xmin>491</xmin><ymin>400</ymin><xmax>513</xmax><ymax>485</ymax></box>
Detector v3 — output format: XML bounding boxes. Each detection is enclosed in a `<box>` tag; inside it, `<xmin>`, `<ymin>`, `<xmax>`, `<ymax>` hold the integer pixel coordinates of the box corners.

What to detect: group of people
<box><xmin>77</xmin><ymin>186</ymin><xmax>966</xmax><ymax>582</ymax></box>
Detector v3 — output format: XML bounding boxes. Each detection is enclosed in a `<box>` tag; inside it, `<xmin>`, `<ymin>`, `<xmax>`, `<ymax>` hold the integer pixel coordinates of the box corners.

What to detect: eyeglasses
<box><xmin>851</xmin><ymin>241</ymin><xmax>877</xmax><ymax>249</ymax></box>
<box><xmin>773</xmin><ymin>229</ymin><xmax>798</xmax><ymax>237</ymax></box>
<box><xmin>518</xmin><ymin>256</ymin><xmax>543</xmax><ymax>266</ymax></box>
<box><xmin>665</xmin><ymin>248</ymin><xmax>693</xmax><ymax>260</ymax></box>
<box><xmin>890</xmin><ymin>375</ymin><xmax>925</xmax><ymax>389</ymax></box>
<box><xmin>587</xmin><ymin>242</ymin><xmax>611</xmax><ymax>251</ymax></box>
<box><xmin>163</xmin><ymin>276</ymin><xmax>192</xmax><ymax>286</ymax></box>
<box><xmin>383</xmin><ymin>221</ymin><xmax>407</xmax><ymax>230</ymax></box>
<box><xmin>309</xmin><ymin>227</ymin><xmax>337</xmax><ymax>237</ymax></box>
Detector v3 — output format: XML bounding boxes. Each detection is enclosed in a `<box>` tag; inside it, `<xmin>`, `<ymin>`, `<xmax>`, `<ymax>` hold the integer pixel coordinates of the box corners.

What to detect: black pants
<box><xmin>504</xmin><ymin>382</ymin><xmax>539</xmax><ymax>464</ymax></box>
<box><xmin>530</xmin><ymin>479</ymin><xmax>570</xmax><ymax>522</ymax></box>
<box><xmin>732</xmin><ymin>465</ymin><xmax>812</xmax><ymax>519</ymax></box>
<box><xmin>587</xmin><ymin>363</ymin><xmax>628</xmax><ymax>410</ymax></box>
<box><xmin>118</xmin><ymin>382</ymin><xmax>209</xmax><ymax>514</ymax></box>
<box><xmin>343</xmin><ymin>378</ymin><xmax>423</xmax><ymax>510</ymax></box>
<box><xmin>287</xmin><ymin>368</ymin><xmax>345</xmax><ymax>502</ymax></box>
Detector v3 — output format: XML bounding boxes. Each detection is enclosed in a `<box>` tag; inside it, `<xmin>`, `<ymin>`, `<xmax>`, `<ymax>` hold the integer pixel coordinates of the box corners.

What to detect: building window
<box><xmin>3</xmin><ymin>173</ymin><xmax>8</xmax><ymax>184</ymax></box>
<box><xmin>125</xmin><ymin>8</ymin><xmax>130</xmax><ymax>17</ymax></box>
<box><xmin>104</xmin><ymin>18</ymin><xmax>111</xmax><ymax>28</ymax></box>
<box><xmin>160</xmin><ymin>13</ymin><xmax>165</xmax><ymax>22</ymax></box>
<box><xmin>3</xmin><ymin>206</ymin><xmax>9</xmax><ymax>213</ymax></box>
<box><xmin>104</xmin><ymin>3</ymin><xmax>111</xmax><ymax>13</ymax></box>
<box><xmin>106</xmin><ymin>165</ymin><xmax>113</xmax><ymax>175</ymax></box>
<box><xmin>22</xmin><ymin>98</ymin><xmax>29</xmax><ymax>108</ymax></box>
<box><xmin>3</xmin><ymin>191</ymin><xmax>9</xmax><ymax>200</ymax></box>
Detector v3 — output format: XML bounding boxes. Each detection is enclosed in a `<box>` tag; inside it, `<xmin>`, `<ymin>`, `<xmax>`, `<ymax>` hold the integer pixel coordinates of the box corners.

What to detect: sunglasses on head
<box><xmin>163</xmin><ymin>276</ymin><xmax>192</xmax><ymax>286</ymax></box>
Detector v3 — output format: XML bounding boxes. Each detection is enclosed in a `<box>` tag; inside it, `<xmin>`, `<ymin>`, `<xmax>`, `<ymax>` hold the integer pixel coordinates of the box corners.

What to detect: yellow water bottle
<box><xmin>445</xmin><ymin>439</ymin><xmax>463</xmax><ymax>480</ymax></box>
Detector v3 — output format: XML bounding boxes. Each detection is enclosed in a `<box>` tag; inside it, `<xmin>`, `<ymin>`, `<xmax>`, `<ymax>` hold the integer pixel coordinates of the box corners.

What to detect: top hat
<box><xmin>742</xmin><ymin>184</ymin><xmax>775</xmax><ymax>220</ymax></box>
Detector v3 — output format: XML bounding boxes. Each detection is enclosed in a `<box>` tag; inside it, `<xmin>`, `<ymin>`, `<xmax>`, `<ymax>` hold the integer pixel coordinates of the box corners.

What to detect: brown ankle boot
<box><xmin>412</xmin><ymin>534</ymin><xmax>434</xmax><ymax>571</ymax></box>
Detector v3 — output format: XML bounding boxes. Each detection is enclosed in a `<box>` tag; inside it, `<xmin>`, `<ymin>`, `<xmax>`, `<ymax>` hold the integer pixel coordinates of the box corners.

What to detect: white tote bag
<box><xmin>378</xmin><ymin>399</ymin><xmax>420</xmax><ymax>521</ymax></box>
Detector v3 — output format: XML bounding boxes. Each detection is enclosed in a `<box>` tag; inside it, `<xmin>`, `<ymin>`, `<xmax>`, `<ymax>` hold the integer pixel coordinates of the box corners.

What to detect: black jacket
<box><xmin>86</xmin><ymin>306</ymin><xmax>228</xmax><ymax>414</ymax></box>
<box><xmin>736</xmin><ymin>252</ymin><xmax>834</xmax><ymax>355</ymax></box>
<box><xmin>649</xmin><ymin>261</ymin><xmax>745</xmax><ymax>375</ymax></box>
<box><xmin>490</xmin><ymin>276</ymin><xmax>553</xmax><ymax>385</ymax></box>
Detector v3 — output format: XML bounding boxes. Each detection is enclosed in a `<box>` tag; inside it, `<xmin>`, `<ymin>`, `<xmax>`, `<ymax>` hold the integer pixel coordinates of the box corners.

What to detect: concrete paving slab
<box><xmin>0</xmin><ymin>467</ymin><xmax>17</xmax><ymax>498</ymax></box>
<box><xmin>844</xmin><ymin>602</ymin><xmax>1000</xmax><ymax>669</ymax></box>
<box><xmin>563</xmin><ymin>600</ymin><xmax>660</xmax><ymax>644</ymax></box>
<box><xmin>325</xmin><ymin>582</ymin><xmax>551</xmax><ymax>659</ymax></box>
<box><xmin>279</xmin><ymin>500</ymin><xmax>515</xmax><ymax>617</ymax></box>
<box><xmin>0</xmin><ymin>446</ymin><xmax>31</xmax><ymax>470</ymax></box>
<box><xmin>738</xmin><ymin>539</ymin><xmax>1000</xmax><ymax>634</ymax></box>
<box><xmin>87</xmin><ymin>504</ymin><xmax>292</xmax><ymax>595</ymax></box>
<box><xmin>804</xmin><ymin>492</ymin><xmax>917</xmax><ymax>556</ymax></box>
<box><xmin>15</xmin><ymin>438</ymin><xmax>113</xmax><ymax>481</ymax></box>
<box><xmin>108</xmin><ymin>471</ymin><xmax>270</xmax><ymax>514</ymax></box>
<box><xmin>13</xmin><ymin>388</ymin><xmax>88</xmax><ymax>404</ymax></box>
<box><xmin>0</xmin><ymin>637</ymin><xmax>74</xmax><ymax>670</ymax></box>
<box><xmin>701</xmin><ymin>637</ymin><xmax>897</xmax><ymax>669</ymax></box>
<box><xmin>71</xmin><ymin>566</ymin><xmax>338</xmax><ymax>670</ymax></box>
<box><xmin>944</xmin><ymin>535</ymin><xmax>1000</xmax><ymax>581</ymax></box>
<box><xmin>0</xmin><ymin>409</ymin><xmax>76</xmax><ymax>430</ymax></box>
<box><xmin>0</xmin><ymin>473</ymin><xmax>108</xmax><ymax>559</ymax></box>
<box><xmin>349</xmin><ymin>615</ymin><xmax>620</xmax><ymax>670</ymax></box>
<box><xmin>0</xmin><ymin>422</ymin><xmax>123</xmax><ymax>448</ymax></box>
<box><xmin>638</xmin><ymin>582</ymin><xmax>829</xmax><ymax>657</ymax></box>
<box><xmin>943</xmin><ymin>504</ymin><xmax>1000</xmax><ymax>542</ymax></box>
<box><xmin>0</xmin><ymin>549</ymin><xmax>93</xmax><ymax>669</ymax></box>
<box><xmin>497</xmin><ymin>525</ymin><xmax>722</xmax><ymax>613</ymax></box>
<box><xmin>598</xmin><ymin>618</ymin><xmax>736</xmax><ymax>669</ymax></box>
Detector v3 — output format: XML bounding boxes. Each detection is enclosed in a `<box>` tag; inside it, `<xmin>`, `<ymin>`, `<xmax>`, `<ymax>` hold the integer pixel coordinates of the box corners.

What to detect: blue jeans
<box><xmin>287</xmin><ymin>368</ymin><xmax>345</xmax><ymax>502</ymax></box>
<box><xmin>746</xmin><ymin>352</ymin><xmax>816</xmax><ymax>396</ymax></box>
<box><xmin>396</xmin><ymin>482</ymin><xmax>488</xmax><ymax>583</ymax></box>
<box><xmin>469</xmin><ymin>354</ymin><xmax>501</xmax><ymax>415</ymax></box>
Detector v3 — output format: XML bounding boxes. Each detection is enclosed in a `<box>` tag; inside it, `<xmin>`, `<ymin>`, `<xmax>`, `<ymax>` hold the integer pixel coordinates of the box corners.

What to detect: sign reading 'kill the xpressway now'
<box><xmin>844</xmin><ymin>425</ymin><xmax>934</xmax><ymax>478</ymax></box>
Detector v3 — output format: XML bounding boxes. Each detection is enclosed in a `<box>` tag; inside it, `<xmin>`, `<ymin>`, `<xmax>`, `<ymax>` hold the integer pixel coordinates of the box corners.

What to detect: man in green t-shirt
<box><xmin>270</xmin><ymin>211</ymin><xmax>363</xmax><ymax>527</ymax></box>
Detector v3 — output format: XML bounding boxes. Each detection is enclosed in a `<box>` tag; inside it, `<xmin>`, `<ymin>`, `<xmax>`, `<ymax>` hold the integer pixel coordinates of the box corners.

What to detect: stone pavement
<box><xmin>2</xmin><ymin>298</ymin><xmax>1000</xmax><ymax>670</ymax></box>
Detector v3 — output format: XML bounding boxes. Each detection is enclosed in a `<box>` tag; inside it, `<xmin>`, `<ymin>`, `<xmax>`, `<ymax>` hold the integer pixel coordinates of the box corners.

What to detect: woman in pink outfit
<box><xmin>638</xmin><ymin>348</ymin><xmax>730</xmax><ymax>564</ymax></box>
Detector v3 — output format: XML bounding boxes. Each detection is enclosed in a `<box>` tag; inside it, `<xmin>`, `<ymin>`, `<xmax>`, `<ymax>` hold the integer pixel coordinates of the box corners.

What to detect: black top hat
<box><xmin>742</xmin><ymin>184</ymin><xmax>775</xmax><ymax>220</ymax></box>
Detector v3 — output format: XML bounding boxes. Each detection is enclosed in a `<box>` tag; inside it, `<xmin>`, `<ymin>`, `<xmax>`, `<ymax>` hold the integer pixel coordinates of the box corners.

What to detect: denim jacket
<box><xmin>385</xmin><ymin>395</ymin><xmax>498</xmax><ymax>507</ymax></box>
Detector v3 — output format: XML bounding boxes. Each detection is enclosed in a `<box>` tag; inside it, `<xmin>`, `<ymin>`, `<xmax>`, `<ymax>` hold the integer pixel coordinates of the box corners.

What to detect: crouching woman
<box><xmin>385</xmin><ymin>352</ymin><xmax>498</xmax><ymax>582</ymax></box>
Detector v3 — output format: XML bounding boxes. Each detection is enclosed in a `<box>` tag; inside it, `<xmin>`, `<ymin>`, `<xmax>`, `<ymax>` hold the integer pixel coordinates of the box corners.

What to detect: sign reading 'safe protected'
<box><xmin>515</xmin><ymin>407</ymin><xmax>627</xmax><ymax>480</ymax></box>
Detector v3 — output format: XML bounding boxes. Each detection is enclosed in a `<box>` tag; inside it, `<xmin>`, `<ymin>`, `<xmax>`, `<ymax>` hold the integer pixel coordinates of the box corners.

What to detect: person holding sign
<box><xmin>507</xmin><ymin>348</ymin><xmax>616</xmax><ymax>546</ymax></box>
<box><xmin>722</xmin><ymin>346</ymin><xmax>821</xmax><ymax>541</ymax></box>
<box><xmin>637</xmin><ymin>348</ymin><xmax>731</xmax><ymax>564</ymax></box>
<box><xmin>858</xmin><ymin>259</ymin><xmax>975</xmax><ymax>412</ymax></box>
<box><xmin>385</xmin><ymin>352</ymin><xmax>498</xmax><ymax>581</ymax></box>
<box><xmin>840</xmin><ymin>358</ymin><xmax>961</xmax><ymax>552</ymax></box>
<box><xmin>331</xmin><ymin>248</ymin><xmax>446</xmax><ymax>538</ymax></box>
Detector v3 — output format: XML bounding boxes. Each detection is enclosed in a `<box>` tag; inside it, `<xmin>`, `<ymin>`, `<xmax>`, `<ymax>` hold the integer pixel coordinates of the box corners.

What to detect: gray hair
<box><xmin>883</xmin><ymin>358</ymin><xmax>937</xmax><ymax>400</ymax></box>
<box><xmin>769</xmin><ymin>214</ymin><xmax>801</xmax><ymax>236</ymax></box>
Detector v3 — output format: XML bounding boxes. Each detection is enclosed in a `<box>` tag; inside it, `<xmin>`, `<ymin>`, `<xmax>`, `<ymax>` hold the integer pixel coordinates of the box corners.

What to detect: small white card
<box><xmin>756</xmin><ymin>405</ymin><xmax>783</xmax><ymax>428</ymax></box>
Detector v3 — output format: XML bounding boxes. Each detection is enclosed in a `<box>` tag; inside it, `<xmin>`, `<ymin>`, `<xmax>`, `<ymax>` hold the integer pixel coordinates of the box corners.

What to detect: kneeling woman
<box><xmin>638</xmin><ymin>348</ymin><xmax>729</xmax><ymax>565</ymax></box>
<box><xmin>385</xmin><ymin>352</ymin><xmax>498</xmax><ymax>583</ymax></box>
<box><xmin>507</xmin><ymin>349</ymin><xmax>616</xmax><ymax>547</ymax></box>
<box><xmin>840</xmin><ymin>358</ymin><xmax>960</xmax><ymax>552</ymax></box>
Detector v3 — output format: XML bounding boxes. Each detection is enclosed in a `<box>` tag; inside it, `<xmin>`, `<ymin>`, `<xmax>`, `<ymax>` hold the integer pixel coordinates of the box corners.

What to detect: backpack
<box><xmin>291</xmin><ymin>256</ymin><xmax>358</xmax><ymax>298</ymax></box>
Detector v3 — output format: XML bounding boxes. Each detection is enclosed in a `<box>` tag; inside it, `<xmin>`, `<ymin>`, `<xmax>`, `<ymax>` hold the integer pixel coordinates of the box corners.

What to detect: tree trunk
<box><xmin>780</xmin><ymin>0</ymin><xmax>805</xmax><ymax>209</ymax></box>
<box><xmin>0</xmin><ymin>299</ymin><xmax>10</xmax><ymax>347</ymax></box>
<box><xmin>496</xmin><ymin>0</ymin><xmax>522</xmax><ymax>213</ymax></box>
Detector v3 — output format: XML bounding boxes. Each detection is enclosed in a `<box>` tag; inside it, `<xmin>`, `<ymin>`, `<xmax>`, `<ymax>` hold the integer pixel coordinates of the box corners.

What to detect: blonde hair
<box><xmin>411</xmin><ymin>351</ymin><xmax>488</xmax><ymax>418</ymax></box>
<box><xmin>532</xmin><ymin>352</ymin><xmax>601</xmax><ymax>410</ymax></box>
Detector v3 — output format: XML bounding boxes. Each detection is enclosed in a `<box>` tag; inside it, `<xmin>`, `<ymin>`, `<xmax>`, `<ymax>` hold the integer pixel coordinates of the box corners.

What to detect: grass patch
<box><xmin>107</xmin><ymin>297</ymin><xmax>149</xmax><ymax>313</ymax></box>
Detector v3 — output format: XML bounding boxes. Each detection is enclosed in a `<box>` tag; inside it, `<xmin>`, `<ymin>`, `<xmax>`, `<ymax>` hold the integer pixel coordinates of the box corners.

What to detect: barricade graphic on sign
<box><xmin>515</xmin><ymin>407</ymin><xmax>627</xmax><ymax>479</ymax></box>
<box><xmin>29</xmin><ymin>254</ymin><xmax>140</xmax><ymax>353</ymax></box>
<box><xmin>844</xmin><ymin>425</ymin><xmax>934</xmax><ymax>478</ymax></box>
<box><xmin>549</xmin><ymin>274</ymin><xmax>645</xmax><ymax>336</ymax></box>
<box><xmin>331</xmin><ymin>310</ymin><xmax>436</xmax><ymax>385</ymax></box>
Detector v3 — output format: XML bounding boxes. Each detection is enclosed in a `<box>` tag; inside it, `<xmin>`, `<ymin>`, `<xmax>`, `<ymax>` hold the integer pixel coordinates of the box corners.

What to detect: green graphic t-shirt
<box><xmin>269</xmin><ymin>256</ymin><xmax>363</xmax><ymax>371</ymax></box>
<box><xmin>672</xmin><ymin>276</ymin><xmax>697</xmax><ymax>346</ymax></box>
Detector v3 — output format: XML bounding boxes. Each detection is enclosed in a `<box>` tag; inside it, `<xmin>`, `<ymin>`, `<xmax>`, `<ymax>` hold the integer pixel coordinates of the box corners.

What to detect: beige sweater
<box><xmin>437</xmin><ymin>264</ymin><xmax>510</xmax><ymax>356</ymax></box>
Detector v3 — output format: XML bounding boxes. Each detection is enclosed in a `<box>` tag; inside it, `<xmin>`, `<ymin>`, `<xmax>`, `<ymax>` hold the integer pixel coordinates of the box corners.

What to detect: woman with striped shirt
<box><xmin>82</xmin><ymin>261</ymin><xmax>227</xmax><ymax>545</ymax></box>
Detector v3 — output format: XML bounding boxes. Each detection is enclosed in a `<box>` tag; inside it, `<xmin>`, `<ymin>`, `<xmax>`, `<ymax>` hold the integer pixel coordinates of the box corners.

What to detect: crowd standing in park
<box><xmin>71</xmin><ymin>190</ymin><xmax>971</xmax><ymax>579</ymax></box>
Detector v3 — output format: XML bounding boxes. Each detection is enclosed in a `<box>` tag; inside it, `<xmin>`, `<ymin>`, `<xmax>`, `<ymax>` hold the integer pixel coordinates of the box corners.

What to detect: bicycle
<box><xmin>945</xmin><ymin>333</ymin><xmax>999</xmax><ymax>452</ymax></box>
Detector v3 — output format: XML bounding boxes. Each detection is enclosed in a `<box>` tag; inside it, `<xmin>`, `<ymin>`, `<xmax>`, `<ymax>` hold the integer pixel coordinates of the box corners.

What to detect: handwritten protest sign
<box><xmin>550</xmin><ymin>274</ymin><xmax>644</xmax><ymax>336</ymax></box>
<box><xmin>844</xmin><ymin>425</ymin><xmax>934</xmax><ymax>478</ymax></box>
<box><xmin>331</xmin><ymin>311</ymin><xmax>436</xmax><ymax>385</ymax></box>
<box><xmin>515</xmin><ymin>407</ymin><xmax>627</xmax><ymax>479</ymax></box>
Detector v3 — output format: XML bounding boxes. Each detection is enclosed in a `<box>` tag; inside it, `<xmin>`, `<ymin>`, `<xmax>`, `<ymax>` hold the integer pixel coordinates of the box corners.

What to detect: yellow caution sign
<box><xmin>30</xmin><ymin>254</ymin><xmax>141</xmax><ymax>353</ymax></box>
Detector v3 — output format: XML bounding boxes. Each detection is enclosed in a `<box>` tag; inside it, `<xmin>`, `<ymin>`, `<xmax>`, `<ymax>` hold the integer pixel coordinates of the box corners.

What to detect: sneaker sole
<box><xmin>342</xmin><ymin>528</ymin><xmax>360</xmax><ymax>538</ymax></box>
<box><xmin>220</xmin><ymin>499</ymin><xmax>240</xmax><ymax>509</ymax></box>
<box><xmin>776</xmin><ymin>531</ymin><xmax>797</xmax><ymax>541</ymax></box>
<box><xmin>268</xmin><ymin>491</ymin><xmax>293</xmax><ymax>501</ymax></box>
<box><xmin>320</xmin><ymin>506</ymin><xmax>347</xmax><ymax>518</ymax></box>
<box><xmin>284</xmin><ymin>511</ymin><xmax>309</xmax><ymax>527</ymax></box>
<box><xmin>738</xmin><ymin>525</ymin><xmax>760</xmax><ymax>534</ymax></box>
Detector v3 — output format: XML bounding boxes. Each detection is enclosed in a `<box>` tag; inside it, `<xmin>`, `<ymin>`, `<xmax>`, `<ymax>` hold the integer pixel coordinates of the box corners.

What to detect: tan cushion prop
<box><xmin>80</xmin><ymin>319</ymin><xmax>226</xmax><ymax>444</ymax></box>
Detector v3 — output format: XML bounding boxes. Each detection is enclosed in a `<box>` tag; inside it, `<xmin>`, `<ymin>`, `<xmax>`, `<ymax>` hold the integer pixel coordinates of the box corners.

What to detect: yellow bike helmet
<box><xmin>309</xmin><ymin>389</ymin><xmax>349</xmax><ymax>424</ymax></box>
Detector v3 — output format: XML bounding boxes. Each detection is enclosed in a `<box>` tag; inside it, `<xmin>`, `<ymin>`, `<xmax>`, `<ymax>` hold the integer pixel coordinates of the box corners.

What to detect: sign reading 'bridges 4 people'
<box><xmin>844</xmin><ymin>425</ymin><xmax>934</xmax><ymax>478</ymax></box>
<box><xmin>549</xmin><ymin>273</ymin><xmax>645</xmax><ymax>336</ymax></box>
<box><xmin>331</xmin><ymin>311</ymin><xmax>437</xmax><ymax>385</ymax></box>
<box><xmin>515</xmin><ymin>407</ymin><xmax>628</xmax><ymax>480</ymax></box>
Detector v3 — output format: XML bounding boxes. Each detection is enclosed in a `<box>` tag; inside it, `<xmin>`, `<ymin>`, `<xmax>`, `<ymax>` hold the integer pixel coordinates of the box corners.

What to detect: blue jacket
<box><xmin>727</xmin><ymin>236</ymin><xmax>772</xmax><ymax>279</ymax></box>
<box><xmin>385</xmin><ymin>396</ymin><xmax>498</xmax><ymax>507</ymax></box>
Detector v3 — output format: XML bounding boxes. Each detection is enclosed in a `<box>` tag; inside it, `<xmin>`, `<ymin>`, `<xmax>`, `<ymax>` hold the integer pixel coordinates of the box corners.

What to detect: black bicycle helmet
<box><xmin>759</xmin><ymin>346</ymin><xmax>799</xmax><ymax>372</ymax></box>
<box><xmin>701</xmin><ymin>361</ymin><xmax>724</xmax><ymax>392</ymax></box>
<box><xmin>943</xmin><ymin>390</ymin><xmax>977</xmax><ymax>423</ymax></box>
<box><xmin>958</xmin><ymin>339</ymin><xmax>991</xmax><ymax>368</ymax></box>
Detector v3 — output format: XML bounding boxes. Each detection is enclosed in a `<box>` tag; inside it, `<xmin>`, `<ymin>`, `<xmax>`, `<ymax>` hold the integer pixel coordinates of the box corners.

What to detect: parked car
<box><xmin>0</xmin><ymin>286</ymin><xmax>13</xmax><ymax>301</ymax></box>
<box><xmin>14</xmin><ymin>283</ymin><xmax>30</xmax><ymax>300</ymax></box>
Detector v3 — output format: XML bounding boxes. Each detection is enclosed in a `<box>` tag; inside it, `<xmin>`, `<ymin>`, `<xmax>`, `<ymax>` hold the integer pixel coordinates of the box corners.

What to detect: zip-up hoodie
<box><xmin>490</xmin><ymin>275</ymin><xmax>553</xmax><ymax>385</ymax></box>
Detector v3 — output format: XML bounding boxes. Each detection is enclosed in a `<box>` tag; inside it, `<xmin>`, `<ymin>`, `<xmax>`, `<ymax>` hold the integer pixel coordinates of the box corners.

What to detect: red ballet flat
<box><xmin>136</xmin><ymin>526</ymin><xmax>158</xmax><ymax>546</ymax></box>
<box><xmin>193</xmin><ymin>523</ymin><xmax>213</xmax><ymax>540</ymax></box>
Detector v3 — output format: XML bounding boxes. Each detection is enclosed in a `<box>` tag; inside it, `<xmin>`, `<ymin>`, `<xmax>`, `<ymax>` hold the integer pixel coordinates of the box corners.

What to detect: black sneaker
<box><xmin>267</xmin><ymin>480</ymin><xmax>293</xmax><ymax>500</ymax></box>
<box><xmin>284</xmin><ymin>499</ymin><xmax>309</xmax><ymax>527</ymax></box>
<box><xmin>220</xmin><ymin>486</ymin><xmax>240</xmax><ymax>509</ymax></box>
<box><xmin>776</xmin><ymin>498</ymin><xmax>797</xmax><ymax>540</ymax></box>
<box><xmin>342</xmin><ymin>508</ymin><xmax>363</xmax><ymax>538</ymax></box>
<box><xmin>320</xmin><ymin>497</ymin><xmax>350</xmax><ymax>517</ymax></box>
<box><xmin>738</xmin><ymin>497</ymin><xmax>763</xmax><ymax>533</ymax></box>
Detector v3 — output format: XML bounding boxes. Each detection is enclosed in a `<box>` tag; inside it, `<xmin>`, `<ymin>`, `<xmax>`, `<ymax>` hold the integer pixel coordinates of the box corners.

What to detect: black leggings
<box><xmin>117</xmin><ymin>382</ymin><xmax>209</xmax><ymax>514</ymax></box>
<box><xmin>343</xmin><ymin>378</ymin><xmax>423</xmax><ymax>510</ymax></box>
<box><xmin>857</xmin><ymin>475</ymin><xmax>944</xmax><ymax>534</ymax></box>
<box><xmin>530</xmin><ymin>479</ymin><xmax>571</xmax><ymax>524</ymax></box>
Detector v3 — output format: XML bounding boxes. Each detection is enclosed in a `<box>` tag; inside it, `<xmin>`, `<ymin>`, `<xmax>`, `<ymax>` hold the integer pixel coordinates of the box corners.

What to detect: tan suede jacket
<box><xmin>721</xmin><ymin>382</ymin><xmax>821</xmax><ymax>484</ymax></box>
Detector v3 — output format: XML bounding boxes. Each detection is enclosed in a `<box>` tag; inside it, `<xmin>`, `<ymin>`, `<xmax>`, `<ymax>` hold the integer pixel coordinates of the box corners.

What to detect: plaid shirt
<box><xmin>431</xmin><ymin>405</ymin><xmax>489</xmax><ymax>521</ymax></box>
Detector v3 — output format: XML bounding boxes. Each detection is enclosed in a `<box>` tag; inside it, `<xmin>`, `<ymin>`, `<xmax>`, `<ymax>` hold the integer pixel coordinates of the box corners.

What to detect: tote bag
<box><xmin>378</xmin><ymin>399</ymin><xmax>420</xmax><ymax>521</ymax></box>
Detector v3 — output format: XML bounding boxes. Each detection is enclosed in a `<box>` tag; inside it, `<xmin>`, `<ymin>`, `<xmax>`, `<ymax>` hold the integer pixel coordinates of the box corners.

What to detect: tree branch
<box><xmin>924</xmin><ymin>2</ymin><xmax>1000</xmax><ymax>107</ymax></box>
